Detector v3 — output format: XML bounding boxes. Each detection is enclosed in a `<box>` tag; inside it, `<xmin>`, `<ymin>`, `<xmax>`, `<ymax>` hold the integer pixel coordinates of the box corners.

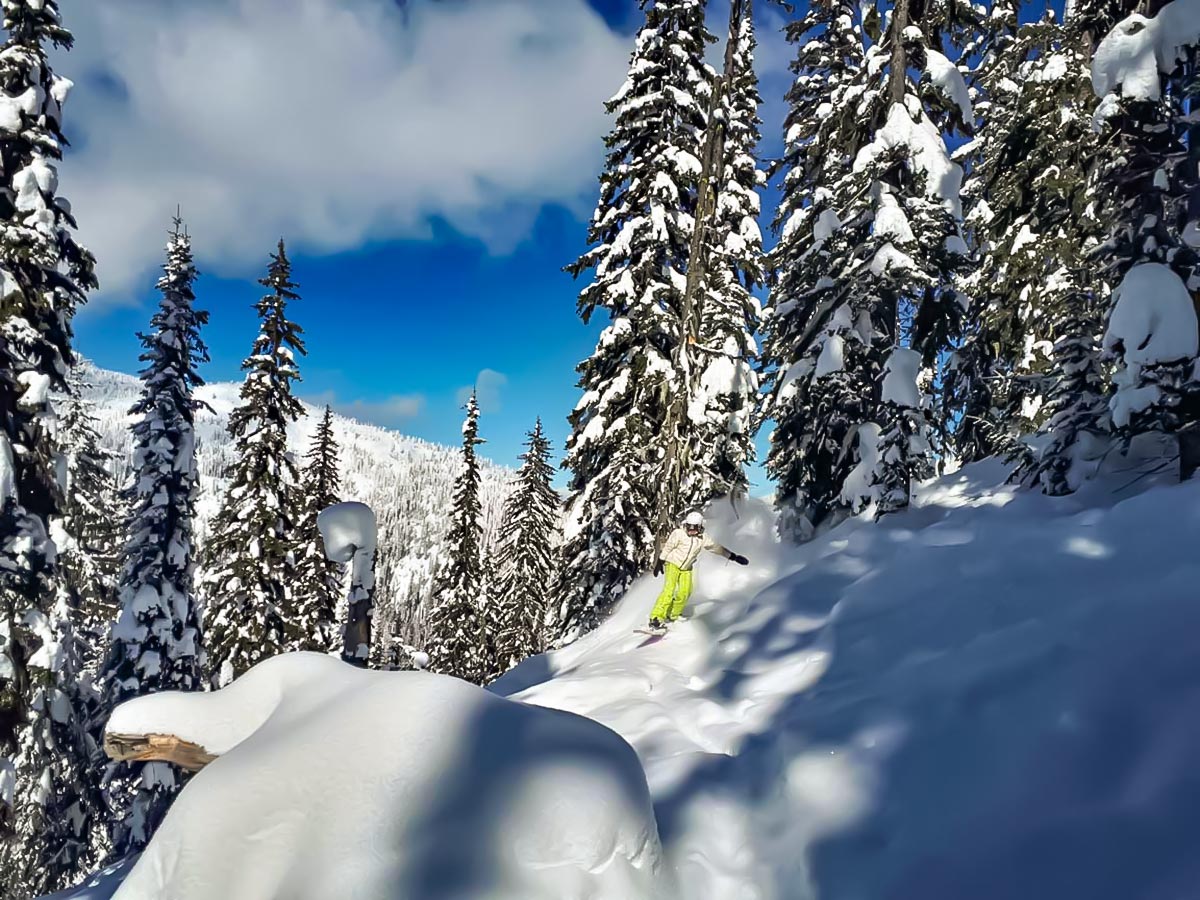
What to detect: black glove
<box><xmin>730</xmin><ymin>553</ymin><xmax>749</xmax><ymax>566</ymax></box>
<box><xmin>654</xmin><ymin>559</ymin><xmax>664</xmax><ymax>576</ymax></box>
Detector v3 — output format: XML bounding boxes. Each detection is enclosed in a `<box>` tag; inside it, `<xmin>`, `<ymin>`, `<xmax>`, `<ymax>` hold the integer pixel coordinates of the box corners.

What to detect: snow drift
<box><xmin>497</xmin><ymin>460</ymin><xmax>1200</xmax><ymax>900</ymax></box>
<box><xmin>52</xmin><ymin>459</ymin><xmax>1200</xmax><ymax>900</ymax></box>
<box><xmin>103</xmin><ymin>654</ymin><xmax>662</xmax><ymax>900</ymax></box>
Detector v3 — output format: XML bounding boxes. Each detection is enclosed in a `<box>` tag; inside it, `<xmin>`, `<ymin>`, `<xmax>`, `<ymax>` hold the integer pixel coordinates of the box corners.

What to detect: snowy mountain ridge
<box><xmin>77</xmin><ymin>360</ymin><xmax>516</xmax><ymax>650</ymax></box>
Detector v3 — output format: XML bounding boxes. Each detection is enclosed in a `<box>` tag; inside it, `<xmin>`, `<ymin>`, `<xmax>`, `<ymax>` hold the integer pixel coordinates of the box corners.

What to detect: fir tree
<box><xmin>426</xmin><ymin>392</ymin><xmax>488</xmax><ymax>684</ymax></box>
<box><xmin>101</xmin><ymin>218</ymin><xmax>208</xmax><ymax>856</ymax></box>
<box><xmin>291</xmin><ymin>406</ymin><xmax>343</xmax><ymax>654</ymax></box>
<box><xmin>56</xmin><ymin>366</ymin><xmax>123</xmax><ymax>647</ymax></box>
<box><xmin>1017</xmin><ymin>0</ymin><xmax>1119</xmax><ymax>494</ymax></box>
<box><xmin>761</xmin><ymin>0</ymin><xmax>873</xmax><ymax>539</ymax></box>
<box><xmin>0</xmin><ymin>0</ymin><xmax>97</xmax><ymax>884</ymax></box>
<box><xmin>688</xmin><ymin>1</ymin><xmax>766</xmax><ymax>509</ymax></box>
<box><xmin>847</xmin><ymin>0</ymin><xmax>974</xmax><ymax>515</ymax></box>
<box><xmin>947</xmin><ymin>7</ymin><xmax>1110</xmax><ymax>484</ymax></box>
<box><xmin>1027</xmin><ymin>288</ymin><xmax>1111</xmax><ymax>493</ymax></box>
<box><xmin>1089</xmin><ymin>0</ymin><xmax>1200</xmax><ymax>446</ymax></box>
<box><xmin>3</xmin><ymin>586</ymin><xmax>105</xmax><ymax>899</ymax></box>
<box><xmin>479</xmin><ymin>551</ymin><xmax>502</xmax><ymax>682</ymax></box>
<box><xmin>204</xmin><ymin>241</ymin><xmax>307</xmax><ymax>687</ymax></box>
<box><xmin>492</xmin><ymin>420</ymin><xmax>560</xmax><ymax>673</ymax></box>
<box><xmin>764</xmin><ymin>0</ymin><xmax>971</xmax><ymax>535</ymax></box>
<box><xmin>557</xmin><ymin>0</ymin><xmax>715</xmax><ymax>639</ymax></box>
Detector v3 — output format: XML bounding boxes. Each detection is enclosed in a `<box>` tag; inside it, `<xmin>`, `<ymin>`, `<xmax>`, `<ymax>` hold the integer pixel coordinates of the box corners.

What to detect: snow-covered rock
<box><xmin>103</xmin><ymin>654</ymin><xmax>661</xmax><ymax>900</ymax></box>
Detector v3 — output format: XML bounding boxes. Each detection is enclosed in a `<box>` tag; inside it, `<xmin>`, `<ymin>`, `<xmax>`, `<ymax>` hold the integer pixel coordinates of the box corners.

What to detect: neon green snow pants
<box><xmin>651</xmin><ymin>563</ymin><xmax>693</xmax><ymax>622</ymax></box>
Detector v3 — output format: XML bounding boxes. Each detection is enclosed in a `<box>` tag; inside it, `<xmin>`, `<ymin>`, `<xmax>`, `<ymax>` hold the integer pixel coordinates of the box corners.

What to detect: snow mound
<box><xmin>1104</xmin><ymin>262</ymin><xmax>1198</xmax><ymax>367</ymax></box>
<box><xmin>1104</xmin><ymin>262</ymin><xmax>1199</xmax><ymax>427</ymax></box>
<box><xmin>924</xmin><ymin>49</ymin><xmax>973</xmax><ymax>123</ymax></box>
<box><xmin>106</xmin><ymin>654</ymin><xmax>662</xmax><ymax>900</ymax></box>
<box><xmin>854</xmin><ymin>102</ymin><xmax>964</xmax><ymax>216</ymax></box>
<box><xmin>496</xmin><ymin>463</ymin><xmax>1200</xmax><ymax>900</ymax></box>
<box><xmin>1092</xmin><ymin>0</ymin><xmax>1200</xmax><ymax>100</ymax></box>
<box><xmin>316</xmin><ymin>501</ymin><xmax>377</xmax><ymax>563</ymax></box>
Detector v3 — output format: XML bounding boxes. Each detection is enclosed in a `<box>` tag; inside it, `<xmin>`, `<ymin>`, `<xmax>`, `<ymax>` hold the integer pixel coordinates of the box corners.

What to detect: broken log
<box><xmin>104</xmin><ymin>732</ymin><xmax>217</xmax><ymax>772</ymax></box>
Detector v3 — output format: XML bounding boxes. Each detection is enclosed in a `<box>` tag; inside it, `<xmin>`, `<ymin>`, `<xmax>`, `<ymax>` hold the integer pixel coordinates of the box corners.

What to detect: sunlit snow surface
<box><xmin>53</xmin><ymin>459</ymin><xmax>1200</xmax><ymax>899</ymax></box>
<box><xmin>102</xmin><ymin>656</ymin><xmax>661</xmax><ymax>900</ymax></box>
<box><xmin>497</xmin><ymin>460</ymin><xmax>1200</xmax><ymax>900</ymax></box>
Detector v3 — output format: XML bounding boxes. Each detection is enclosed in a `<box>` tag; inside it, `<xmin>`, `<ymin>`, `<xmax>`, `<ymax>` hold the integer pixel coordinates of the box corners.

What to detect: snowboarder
<box><xmin>648</xmin><ymin>512</ymin><xmax>748</xmax><ymax>630</ymax></box>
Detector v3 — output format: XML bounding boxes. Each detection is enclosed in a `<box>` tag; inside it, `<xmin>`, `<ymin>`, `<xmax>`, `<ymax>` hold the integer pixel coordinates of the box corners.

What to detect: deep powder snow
<box><xmin>50</xmin><ymin>460</ymin><xmax>1200</xmax><ymax>900</ymax></box>
<box><xmin>496</xmin><ymin>461</ymin><xmax>1200</xmax><ymax>900</ymax></box>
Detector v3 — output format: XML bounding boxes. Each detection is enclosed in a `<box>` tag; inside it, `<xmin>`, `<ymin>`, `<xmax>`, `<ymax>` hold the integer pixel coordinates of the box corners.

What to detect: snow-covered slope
<box><xmin>51</xmin><ymin>460</ymin><xmax>1200</xmax><ymax>899</ymax></box>
<box><xmin>78</xmin><ymin>362</ymin><xmax>515</xmax><ymax>651</ymax></box>
<box><xmin>496</xmin><ymin>461</ymin><xmax>1200</xmax><ymax>900</ymax></box>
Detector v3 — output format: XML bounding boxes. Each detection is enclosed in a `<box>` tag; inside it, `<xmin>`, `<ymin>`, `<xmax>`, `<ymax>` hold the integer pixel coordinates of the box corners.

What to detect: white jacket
<box><xmin>659</xmin><ymin>527</ymin><xmax>732</xmax><ymax>572</ymax></box>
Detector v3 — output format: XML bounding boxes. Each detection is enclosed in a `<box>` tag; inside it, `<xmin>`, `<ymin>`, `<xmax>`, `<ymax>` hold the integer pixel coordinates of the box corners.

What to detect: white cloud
<box><xmin>54</xmin><ymin>0</ymin><xmax>630</xmax><ymax>300</ymax></box>
<box><xmin>306</xmin><ymin>389</ymin><xmax>425</xmax><ymax>427</ymax></box>
<box><xmin>456</xmin><ymin>368</ymin><xmax>507</xmax><ymax>412</ymax></box>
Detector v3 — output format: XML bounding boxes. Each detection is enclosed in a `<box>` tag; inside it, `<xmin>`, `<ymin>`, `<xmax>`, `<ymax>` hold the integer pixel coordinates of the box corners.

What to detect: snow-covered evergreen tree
<box><xmin>479</xmin><ymin>551</ymin><xmax>502</xmax><ymax>682</ymax></box>
<box><xmin>764</xmin><ymin>0</ymin><xmax>970</xmax><ymax>535</ymax></box>
<box><xmin>291</xmin><ymin>406</ymin><xmax>342</xmax><ymax>655</ymax></box>
<box><xmin>0</xmin><ymin>0</ymin><xmax>97</xmax><ymax>881</ymax></box>
<box><xmin>1016</xmin><ymin>0</ymin><xmax>1120</xmax><ymax>493</ymax></box>
<box><xmin>947</xmin><ymin>7</ymin><xmax>1110</xmax><ymax>484</ymax></box>
<box><xmin>688</xmin><ymin>1</ymin><xmax>765</xmax><ymax>509</ymax></box>
<box><xmin>841</xmin><ymin>0</ymin><xmax>973</xmax><ymax>515</ymax></box>
<box><xmin>1089</xmin><ymin>0</ymin><xmax>1200</xmax><ymax>445</ymax></box>
<box><xmin>761</xmin><ymin>0</ymin><xmax>873</xmax><ymax>539</ymax></box>
<box><xmin>1028</xmin><ymin>287</ymin><xmax>1111</xmax><ymax>493</ymax></box>
<box><xmin>3</xmin><ymin>586</ymin><xmax>105</xmax><ymax>899</ymax></box>
<box><xmin>426</xmin><ymin>392</ymin><xmax>489</xmax><ymax>684</ymax></box>
<box><xmin>856</xmin><ymin>347</ymin><xmax>937</xmax><ymax>514</ymax></box>
<box><xmin>55</xmin><ymin>367</ymin><xmax>122</xmax><ymax>646</ymax></box>
<box><xmin>101</xmin><ymin>218</ymin><xmax>208</xmax><ymax>856</ymax></box>
<box><xmin>204</xmin><ymin>241</ymin><xmax>307</xmax><ymax>687</ymax></box>
<box><xmin>557</xmin><ymin>0</ymin><xmax>714</xmax><ymax>639</ymax></box>
<box><xmin>492</xmin><ymin>420</ymin><xmax>559</xmax><ymax>673</ymax></box>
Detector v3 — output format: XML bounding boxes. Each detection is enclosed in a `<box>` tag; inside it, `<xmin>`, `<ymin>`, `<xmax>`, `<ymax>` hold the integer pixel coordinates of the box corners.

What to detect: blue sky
<box><xmin>61</xmin><ymin>0</ymin><xmax>792</xmax><ymax>489</ymax></box>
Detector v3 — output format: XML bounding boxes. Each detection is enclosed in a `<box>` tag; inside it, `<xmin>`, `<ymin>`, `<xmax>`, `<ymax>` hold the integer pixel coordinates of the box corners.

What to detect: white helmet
<box><xmin>684</xmin><ymin>512</ymin><xmax>704</xmax><ymax>527</ymax></box>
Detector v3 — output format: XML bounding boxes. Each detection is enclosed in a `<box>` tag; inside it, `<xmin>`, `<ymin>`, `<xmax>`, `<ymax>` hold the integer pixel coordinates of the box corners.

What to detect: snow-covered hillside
<box><xmin>495</xmin><ymin>460</ymin><xmax>1200</xmax><ymax>899</ymax></box>
<box><xmin>78</xmin><ymin>361</ymin><xmax>515</xmax><ymax>651</ymax></box>
<box><xmin>51</xmin><ymin>458</ymin><xmax>1200</xmax><ymax>899</ymax></box>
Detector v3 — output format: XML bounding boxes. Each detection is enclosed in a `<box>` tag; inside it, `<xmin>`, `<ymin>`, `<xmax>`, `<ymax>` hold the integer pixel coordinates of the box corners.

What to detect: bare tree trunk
<box><xmin>889</xmin><ymin>0</ymin><xmax>911</xmax><ymax>104</ymax></box>
<box><xmin>880</xmin><ymin>0</ymin><xmax>911</xmax><ymax>350</ymax></box>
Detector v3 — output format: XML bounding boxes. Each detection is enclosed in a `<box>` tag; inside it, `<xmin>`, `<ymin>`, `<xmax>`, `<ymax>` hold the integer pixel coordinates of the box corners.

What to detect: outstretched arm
<box><xmin>703</xmin><ymin>535</ymin><xmax>749</xmax><ymax>566</ymax></box>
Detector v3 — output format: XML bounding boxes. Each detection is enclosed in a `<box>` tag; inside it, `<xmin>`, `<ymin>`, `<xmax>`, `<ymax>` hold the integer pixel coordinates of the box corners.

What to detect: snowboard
<box><xmin>634</xmin><ymin>626</ymin><xmax>668</xmax><ymax>637</ymax></box>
